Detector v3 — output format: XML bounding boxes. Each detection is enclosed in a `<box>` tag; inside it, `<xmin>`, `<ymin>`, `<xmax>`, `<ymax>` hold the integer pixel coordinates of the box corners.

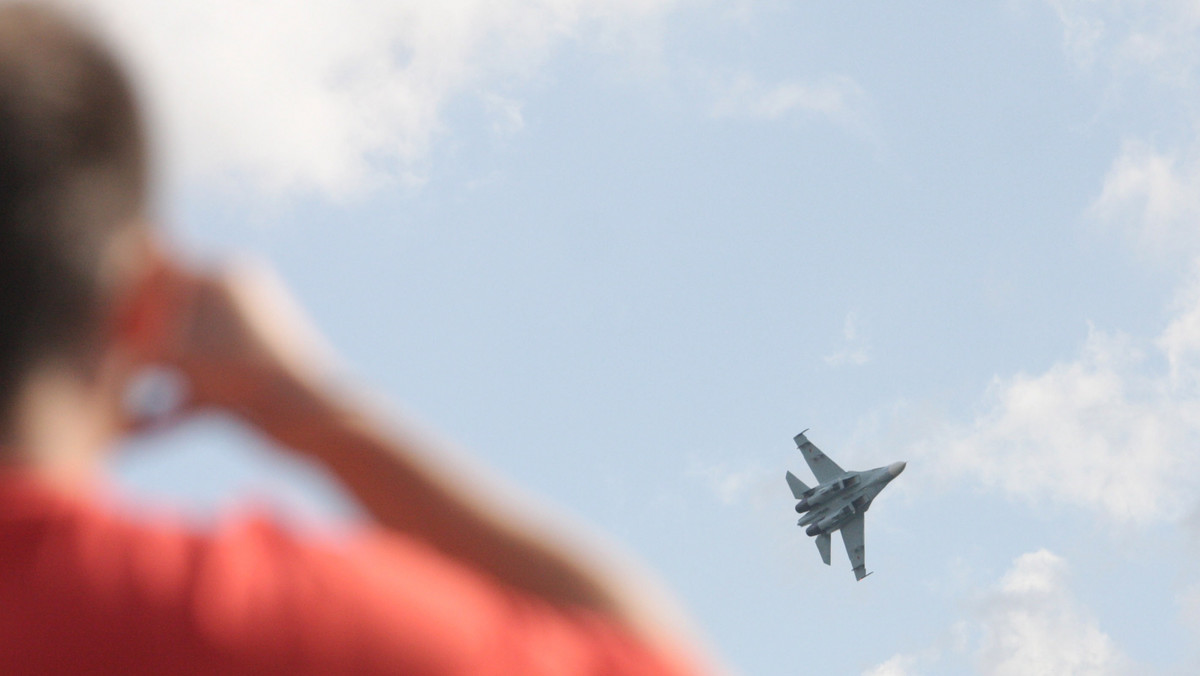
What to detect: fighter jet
<box><xmin>786</xmin><ymin>430</ymin><xmax>905</xmax><ymax>581</ymax></box>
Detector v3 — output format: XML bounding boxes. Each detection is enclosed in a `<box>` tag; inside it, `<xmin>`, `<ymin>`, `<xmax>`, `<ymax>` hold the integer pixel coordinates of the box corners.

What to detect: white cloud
<box><xmin>48</xmin><ymin>1</ymin><xmax>872</xmax><ymax>200</ymax></box>
<box><xmin>861</xmin><ymin>654</ymin><xmax>918</xmax><ymax>676</ymax></box>
<box><xmin>687</xmin><ymin>459</ymin><xmax>777</xmax><ymax>507</ymax></box>
<box><xmin>710</xmin><ymin>72</ymin><xmax>868</xmax><ymax>126</ymax></box>
<box><xmin>1049</xmin><ymin>1</ymin><xmax>1200</xmax><ymax>259</ymax></box>
<box><xmin>865</xmin><ymin>551</ymin><xmax>1132</xmax><ymax>676</ymax></box>
<box><xmin>1045</xmin><ymin>0</ymin><xmax>1106</xmax><ymax>69</ymax></box>
<box><xmin>975</xmin><ymin>550</ymin><xmax>1130</xmax><ymax>675</ymax></box>
<box><xmin>921</xmin><ymin>313</ymin><xmax>1200</xmax><ymax>523</ymax></box>
<box><xmin>63</xmin><ymin>0</ymin><xmax>687</xmax><ymax>197</ymax></box>
<box><xmin>1090</xmin><ymin>140</ymin><xmax>1200</xmax><ymax>257</ymax></box>
<box><xmin>1044</xmin><ymin>0</ymin><xmax>1200</xmax><ymax>84</ymax></box>
<box><xmin>483</xmin><ymin>93</ymin><xmax>526</xmax><ymax>139</ymax></box>
<box><xmin>825</xmin><ymin>311</ymin><xmax>871</xmax><ymax>367</ymax></box>
<box><xmin>925</xmin><ymin>81</ymin><xmax>1200</xmax><ymax>522</ymax></box>
<box><xmin>909</xmin><ymin>3</ymin><xmax>1200</xmax><ymax>525</ymax></box>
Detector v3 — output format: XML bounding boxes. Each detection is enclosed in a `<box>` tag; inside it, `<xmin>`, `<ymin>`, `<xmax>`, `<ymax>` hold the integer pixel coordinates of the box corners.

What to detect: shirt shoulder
<box><xmin>0</xmin><ymin>481</ymin><xmax>699</xmax><ymax>676</ymax></box>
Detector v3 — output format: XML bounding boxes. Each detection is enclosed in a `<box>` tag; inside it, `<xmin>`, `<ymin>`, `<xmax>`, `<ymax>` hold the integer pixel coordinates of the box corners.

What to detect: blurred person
<box><xmin>0</xmin><ymin>4</ymin><xmax>715</xmax><ymax>674</ymax></box>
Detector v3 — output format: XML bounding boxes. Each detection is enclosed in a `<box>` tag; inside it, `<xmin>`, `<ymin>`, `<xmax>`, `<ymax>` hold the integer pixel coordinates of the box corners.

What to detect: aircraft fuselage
<box><xmin>795</xmin><ymin>464</ymin><xmax>901</xmax><ymax>535</ymax></box>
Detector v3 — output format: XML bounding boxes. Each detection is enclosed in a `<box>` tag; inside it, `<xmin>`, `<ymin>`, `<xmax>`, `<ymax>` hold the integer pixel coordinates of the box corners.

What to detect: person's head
<box><xmin>0</xmin><ymin>3</ymin><xmax>154</xmax><ymax>444</ymax></box>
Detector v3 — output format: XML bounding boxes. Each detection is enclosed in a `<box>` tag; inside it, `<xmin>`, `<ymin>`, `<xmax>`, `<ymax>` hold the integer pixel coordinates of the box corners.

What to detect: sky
<box><xmin>54</xmin><ymin>0</ymin><xmax>1200</xmax><ymax>673</ymax></box>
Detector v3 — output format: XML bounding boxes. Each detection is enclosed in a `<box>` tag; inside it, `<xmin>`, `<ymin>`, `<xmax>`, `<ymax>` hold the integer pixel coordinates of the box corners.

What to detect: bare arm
<box><xmin>247</xmin><ymin>369</ymin><xmax>693</xmax><ymax>646</ymax></box>
<box><xmin>143</xmin><ymin>260</ymin><xmax>713</xmax><ymax>669</ymax></box>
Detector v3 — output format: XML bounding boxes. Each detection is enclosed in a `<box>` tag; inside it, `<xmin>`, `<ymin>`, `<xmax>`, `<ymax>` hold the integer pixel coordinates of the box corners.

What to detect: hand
<box><xmin>139</xmin><ymin>257</ymin><xmax>342</xmax><ymax>428</ymax></box>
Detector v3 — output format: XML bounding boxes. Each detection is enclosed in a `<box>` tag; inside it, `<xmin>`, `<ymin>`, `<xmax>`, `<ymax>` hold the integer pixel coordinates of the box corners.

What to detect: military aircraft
<box><xmin>786</xmin><ymin>430</ymin><xmax>905</xmax><ymax>580</ymax></box>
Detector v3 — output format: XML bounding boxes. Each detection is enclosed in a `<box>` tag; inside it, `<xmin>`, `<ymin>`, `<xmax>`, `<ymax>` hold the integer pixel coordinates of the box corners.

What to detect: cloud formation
<box><xmin>687</xmin><ymin>459</ymin><xmax>777</xmax><ymax>507</ymax></box>
<box><xmin>825</xmin><ymin>311</ymin><xmax>871</xmax><ymax>367</ymax></box>
<box><xmin>922</xmin><ymin>317</ymin><xmax>1200</xmax><ymax>523</ymax></box>
<box><xmin>1044</xmin><ymin>0</ymin><xmax>1200</xmax><ymax>83</ymax></box>
<box><xmin>922</xmin><ymin>256</ymin><xmax>1200</xmax><ymax>523</ymax></box>
<box><xmin>867</xmin><ymin>550</ymin><xmax>1131</xmax><ymax>675</ymax></box>
<box><xmin>710</xmin><ymin>72</ymin><xmax>868</xmax><ymax>126</ymax></box>
<box><xmin>67</xmin><ymin>0</ymin><xmax>685</xmax><ymax>197</ymax></box>
<box><xmin>1045</xmin><ymin>0</ymin><xmax>1105</xmax><ymax>69</ymax></box>
<box><xmin>861</xmin><ymin>654</ymin><xmax>918</xmax><ymax>676</ymax></box>
<box><xmin>974</xmin><ymin>550</ymin><xmax>1129</xmax><ymax>675</ymax></box>
<box><xmin>1049</xmin><ymin>0</ymin><xmax>1200</xmax><ymax>257</ymax></box>
<box><xmin>1047</xmin><ymin>0</ymin><xmax>1200</xmax><ymax>258</ymax></box>
<box><xmin>917</xmin><ymin>2</ymin><xmax>1200</xmax><ymax>525</ymax></box>
<box><xmin>1091</xmin><ymin>141</ymin><xmax>1200</xmax><ymax>258</ymax></box>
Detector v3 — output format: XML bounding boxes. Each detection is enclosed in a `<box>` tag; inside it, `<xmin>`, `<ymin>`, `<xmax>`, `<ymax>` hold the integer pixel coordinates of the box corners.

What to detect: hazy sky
<box><xmin>71</xmin><ymin>0</ymin><xmax>1200</xmax><ymax>673</ymax></box>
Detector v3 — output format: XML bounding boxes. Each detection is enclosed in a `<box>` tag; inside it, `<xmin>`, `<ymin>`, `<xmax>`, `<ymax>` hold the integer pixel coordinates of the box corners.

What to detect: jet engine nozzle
<box><xmin>794</xmin><ymin>499</ymin><xmax>811</xmax><ymax>513</ymax></box>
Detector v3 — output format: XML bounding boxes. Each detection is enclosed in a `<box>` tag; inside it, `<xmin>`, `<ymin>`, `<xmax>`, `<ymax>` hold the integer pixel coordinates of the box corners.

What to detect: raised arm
<box><xmin>135</xmin><ymin>257</ymin><xmax>715</xmax><ymax>673</ymax></box>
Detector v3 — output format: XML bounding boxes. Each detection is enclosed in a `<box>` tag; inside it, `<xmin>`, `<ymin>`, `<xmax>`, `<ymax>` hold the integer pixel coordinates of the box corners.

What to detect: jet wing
<box><xmin>794</xmin><ymin>431</ymin><xmax>846</xmax><ymax>484</ymax></box>
<box><xmin>840</xmin><ymin>514</ymin><xmax>869</xmax><ymax>581</ymax></box>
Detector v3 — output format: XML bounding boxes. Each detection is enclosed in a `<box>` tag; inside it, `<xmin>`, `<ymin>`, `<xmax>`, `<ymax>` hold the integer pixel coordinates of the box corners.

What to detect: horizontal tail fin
<box><xmin>785</xmin><ymin>471</ymin><xmax>810</xmax><ymax>499</ymax></box>
<box><xmin>816</xmin><ymin>533</ymin><xmax>831</xmax><ymax>565</ymax></box>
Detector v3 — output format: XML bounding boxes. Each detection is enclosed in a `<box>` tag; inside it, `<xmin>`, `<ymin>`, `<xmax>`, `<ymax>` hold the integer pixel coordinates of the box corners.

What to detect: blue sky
<box><xmin>78</xmin><ymin>0</ymin><xmax>1200</xmax><ymax>673</ymax></box>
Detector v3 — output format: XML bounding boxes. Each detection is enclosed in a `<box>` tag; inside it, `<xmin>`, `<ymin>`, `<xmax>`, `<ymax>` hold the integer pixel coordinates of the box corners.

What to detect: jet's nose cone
<box><xmin>887</xmin><ymin>461</ymin><xmax>907</xmax><ymax>478</ymax></box>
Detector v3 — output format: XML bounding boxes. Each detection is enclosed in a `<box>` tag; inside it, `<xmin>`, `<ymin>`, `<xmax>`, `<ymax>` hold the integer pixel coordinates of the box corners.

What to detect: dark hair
<box><xmin>0</xmin><ymin>4</ymin><xmax>147</xmax><ymax>419</ymax></box>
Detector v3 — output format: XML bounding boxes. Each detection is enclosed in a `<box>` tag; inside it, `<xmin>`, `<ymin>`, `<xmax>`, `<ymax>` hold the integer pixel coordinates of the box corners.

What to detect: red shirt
<box><xmin>0</xmin><ymin>475</ymin><xmax>701</xmax><ymax>675</ymax></box>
